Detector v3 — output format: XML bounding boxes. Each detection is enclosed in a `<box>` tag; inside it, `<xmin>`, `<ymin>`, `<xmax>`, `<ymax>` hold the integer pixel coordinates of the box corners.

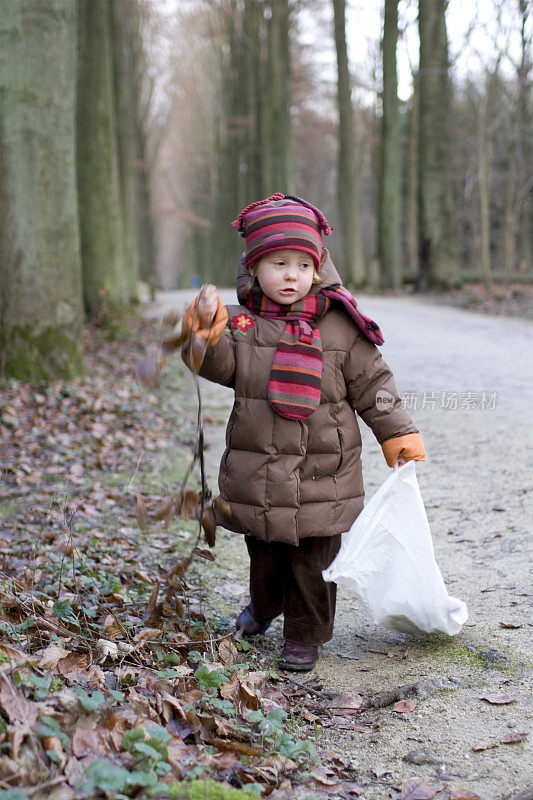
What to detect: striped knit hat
<box><xmin>232</xmin><ymin>193</ymin><xmax>334</xmax><ymax>271</ymax></box>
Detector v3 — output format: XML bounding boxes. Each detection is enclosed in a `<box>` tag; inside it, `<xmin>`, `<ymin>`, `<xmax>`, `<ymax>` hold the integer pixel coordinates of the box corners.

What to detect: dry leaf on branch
<box><xmin>162</xmin><ymin>307</ymin><xmax>183</xmax><ymax>328</ymax></box>
<box><xmin>188</xmin><ymin>335</ymin><xmax>207</xmax><ymax>374</ymax></box>
<box><xmin>201</xmin><ymin>507</ymin><xmax>217</xmax><ymax>547</ymax></box>
<box><xmin>136</xmin><ymin>492</ymin><xmax>150</xmax><ymax>532</ymax></box>
<box><xmin>180</xmin><ymin>489</ymin><xmax>199</xmax><ymax>520</ymax></box>
<box><xmin>153</xmin><ymin>497</ymin><xmax>176</xmax><ymax>527</ymax></box>
<box><xmin>214</xmin><ymin>495</ymin><xmax>232</xmax><ymax>519</ymax></box>
<box><xmin>135</xmin><ymin>354</ymin><xmax>164</xmax><ymax>389</ymax></box>
<box><xmin>194</xmin><ymin>547</ymin><xmax>215</xmax><ymax>562</ymax></box>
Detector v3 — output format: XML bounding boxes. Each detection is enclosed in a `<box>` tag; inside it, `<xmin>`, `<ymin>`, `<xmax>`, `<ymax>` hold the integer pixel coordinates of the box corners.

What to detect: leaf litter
<box><xmin>2</xmin><ymin>313</ymin><xmax>526</xmax><ymax>799</ymax></box>
<box><xmin>0</xmin><ymin>313</ymin><xmax>399</xmax><ymax>799</ymax></box>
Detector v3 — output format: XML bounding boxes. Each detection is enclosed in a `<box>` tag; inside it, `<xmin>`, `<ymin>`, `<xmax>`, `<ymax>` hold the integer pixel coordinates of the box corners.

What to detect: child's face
<box><xmin>253</xmin><ymin>249</ymin><xmax>315</xmax><ymax>305</ymax></box>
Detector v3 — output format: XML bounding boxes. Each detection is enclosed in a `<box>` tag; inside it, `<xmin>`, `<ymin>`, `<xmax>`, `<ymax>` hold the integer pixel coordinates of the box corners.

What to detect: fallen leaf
<box><xmin>209</xmin><ymin>738</ymin><xmax>261</xmax><ymax>756</ymax></box>
<box><xmin>330</xmin><ymin>691</ymin><xmax>363</xmax><ymax>711</ymax></box>
<box><xmin>103</xmin><ymin>614</ymin><xmax>126</xmax><ymax>640</ymax></box>
<box><xmin>402</xmin><ymin>779</ymin><xmax>439</xmax><ymax>800</ymax></box>
<box><xmin>338</xmin><ymin>651</ymin><xmax>360</xmax><ymax>660</ymax></box>
<box><xmin>500</xmin><ymin>732</ymin><xmax>527</xmax><ymax>744</ymax></box>
<box><xmin>238</xmin><ymin>679</ymin><xmax>261</xmax><ymax>710</ymax></box>
<box><xmin>0</xmin><ymin>675</ymin><xmax>39</xmax><ymax>725</ymax></box>
<box><xmin>95</xmin><ymin>639</ymin><xmax>118</xmax><ymax>663</ymax></box>
<box><xmin>471</xmin><ymin>741</ymin><xmax>497</xmax><ymax>752</ymax></box>
<box><xmin>479</xmin><ymin>693</ymin><xmax>518</xmax><ymax>705</ymax></box>
<box><xmin>343</xmin><ymin>782</ymin><xmax>365</xmax><ymax>796</ymax></box>
<box><xmin>38</xmin><ymin>643</ymin><xmax>71</xmax><ymax>670</ymax></box>
<box><xmin>310</xmin><ymin>768</ymin><xmax>342</xmax><ymax>789</ymax></box>
<box><xmin>0</xmin><ymin>643</ymin><xmax>30</xmax><ymax>664</ymax></box>
<box><xmin>218</xmin><ymin>638</ymin><xmax>239</xmax><ymax>665</ymax></box>
<box><xmin>499</xmin><ymin>621</ymin><xmax>522</xmax><ymax>629</ymax></box>
<box><xmin>449</xmin><ymin>791</ymin><xmax>481</xmax><ymax>800</ymax></box>
<box><xmin>56</xmin><ymin>652</ymin><xmax>89</xmax><ymax>677</ymax></box>
<box><xmin>372</xmin><ymin>766</ymin><xmax>392</xmax><ymax>777</ymax></box>
<box><xmin>394</xmin><ymin>698</ymin><xmax>418</xmax><ymax>713</ymax></box>
<box><xmin>133</xmin><ymin>628</ymin><xmax>163</xmax><ymax>645</ymax></box>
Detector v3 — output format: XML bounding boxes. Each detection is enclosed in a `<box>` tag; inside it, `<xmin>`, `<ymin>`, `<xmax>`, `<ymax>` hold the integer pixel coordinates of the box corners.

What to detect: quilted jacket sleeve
<box><xmin>181</xmin><ymin>300</ymin><xmax>237</xmax><ymax>388</ymax></box>
<box><xmin>342</xmin><ymin>332</ymin><xmax>419</xmax><ymax>445</ymax></box>
<box><xmin>196</xmin><ymin>330</ymin><xmax>237</xmax><ymax>388</ymax></box>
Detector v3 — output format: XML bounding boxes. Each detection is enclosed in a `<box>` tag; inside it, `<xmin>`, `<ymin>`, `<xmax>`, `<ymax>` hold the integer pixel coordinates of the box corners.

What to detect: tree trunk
<box><xmin>266</xmin><ymin>0</ymin><xmax>293</xmax><ymax>193</ymax></box>
<box><xmin>77</xmin><ymin>0</ymin><xmax>128</xmax><ymax>316</ymax></box>
<box><xmin>243</xmin><ymin>0</ymin><xmax>265</xmax><ymax>200</ymax></box>
<box><xmin>333</xmin><ymin>0</ymin><xmax>364</xmax><ymax>285</ymax></box>
<box><xmin>378</xmin><ymin>0</ymin><xmax>401</xmax><ymax>290</ymax></box>
<box><xmin>130</xmin><ymin>1</ymin><xmax>157</xmax><ymax>293</ymax></box>
<box><xmin>214</xmin><ymin>1</ymin><xmax>246</xmax><ymax>284</ymax></box>
<box><xmin>516</xmin><ymin>0</ymin><xmax>532</xmax><ymax>274</ymax></box>
<box><xmin>417</xmin><ymin>0</ymin><xmax>458</xmax><ymax>289</ymax></box>
<box><xmin>503</xmin><ymin>136</ymin><xmax>518</xmax><ymax>281</ymax></box>
<box><xmin>0</xmin><ymin>0</ymin><xmax>84</xmax><ymax>380</ymax></box>
<box><xmin>477</xmin><ymin>70</ymin><xmax>497</xmax><ymax>291</ymax></box>
<box><xmin>406</xmin><ymin>72</ymin><xmax>419</xmax><ymax>281</ymax></box>
<box><xmin>111</xmin><ymin>0</ymin><xmax>141</xmax><ymax>302</ymax></box>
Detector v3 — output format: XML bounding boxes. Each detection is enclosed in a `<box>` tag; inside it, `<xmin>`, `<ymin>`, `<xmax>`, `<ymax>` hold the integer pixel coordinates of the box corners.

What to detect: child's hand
<box><xmin>197</xmin><ymin>284</ymin><xmax>219</xmax><ymax>328</ymax></box>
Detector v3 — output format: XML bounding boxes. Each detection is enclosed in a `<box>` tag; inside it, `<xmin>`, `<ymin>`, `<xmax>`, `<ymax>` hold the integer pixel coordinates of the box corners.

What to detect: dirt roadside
<box><xmin>148</xmin><ymin>289</ymin><xmax>532</xmax><ymax>800</ymax></box>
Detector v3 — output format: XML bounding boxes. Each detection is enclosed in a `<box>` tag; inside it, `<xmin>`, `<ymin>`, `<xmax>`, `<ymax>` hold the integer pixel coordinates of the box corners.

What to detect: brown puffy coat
<box><xmin>186</xmin><ymin>253</ymin><xmax>418</xmax><ymax>546</ymax></box>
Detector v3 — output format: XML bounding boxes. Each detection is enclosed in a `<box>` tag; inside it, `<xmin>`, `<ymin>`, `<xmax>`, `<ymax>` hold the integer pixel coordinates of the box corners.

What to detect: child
<box><xmin>182</xmin><ymin>193</ymin><xmax>425</xmax><ymax>671</ymax></box>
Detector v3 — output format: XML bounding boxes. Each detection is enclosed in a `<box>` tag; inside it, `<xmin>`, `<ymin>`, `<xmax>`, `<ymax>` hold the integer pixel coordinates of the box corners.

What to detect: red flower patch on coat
<box><xmin>231</xmin><ymin>314</ymin><xmax>255</xmax><ymax>335</ymax></box>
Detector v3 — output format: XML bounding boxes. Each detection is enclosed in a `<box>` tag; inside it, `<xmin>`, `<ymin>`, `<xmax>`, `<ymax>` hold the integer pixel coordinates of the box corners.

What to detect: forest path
<box><xmin>147</xmin><ymin>289</ymin><xmax>532</xmax><ymax>800</ymax></box>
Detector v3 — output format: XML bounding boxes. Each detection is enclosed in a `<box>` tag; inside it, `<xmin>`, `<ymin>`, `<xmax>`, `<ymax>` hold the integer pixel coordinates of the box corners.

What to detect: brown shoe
<box><xmin>279</xmin><ymin>640</ymin><xmax>318</xmax><ymax>672</ymax></box>
<box><xmin>235</xmin><ymin>606</ymin><xmax>272</xmax><ymax>636</ymax></box>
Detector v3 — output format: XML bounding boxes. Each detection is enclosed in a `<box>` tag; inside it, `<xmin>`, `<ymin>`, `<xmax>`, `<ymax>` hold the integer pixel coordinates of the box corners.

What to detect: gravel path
<box><xmin>148</xmin><ymin>289</ymin><xmax>532</xmax><ymax>799</ymax></box>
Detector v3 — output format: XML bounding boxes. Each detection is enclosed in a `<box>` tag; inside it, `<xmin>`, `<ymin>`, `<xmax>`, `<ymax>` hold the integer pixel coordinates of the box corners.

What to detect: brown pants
<box><xmin>245</xmin><ymin>535</ymin><xmax>342</xmax><ymax>647</ymax></box>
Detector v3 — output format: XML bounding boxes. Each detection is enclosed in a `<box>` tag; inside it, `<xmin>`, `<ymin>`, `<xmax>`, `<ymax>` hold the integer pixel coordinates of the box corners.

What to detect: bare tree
<box><xmin>0</xmin><ymin>0</ymin><xmax>84</xmax><ymax>379</ymax></box>
<box><xmin>417</xmin><ymin>0</ymin><xmax>458</xmax><ymax>288</ymax></box>
<box><xmin>77</xmin><ymin>0</ymin><xmax>129</xmax><ymax>315</ymax></box>
<box><xmin>379</xmin><ymin>0</ymin><xmax>401</xmax><ymax>289</ymax></box>
<box><xmin>333</xmin><ymin>0</ymin><xmax>364</xmax><ymax>285</ymax></box>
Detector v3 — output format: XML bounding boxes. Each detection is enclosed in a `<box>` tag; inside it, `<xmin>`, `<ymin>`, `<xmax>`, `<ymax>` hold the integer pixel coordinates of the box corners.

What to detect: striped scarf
<box><xmin>247</xmin><ymin>286</ymin><xmax>384</xmax><ymax>421</ymax></box>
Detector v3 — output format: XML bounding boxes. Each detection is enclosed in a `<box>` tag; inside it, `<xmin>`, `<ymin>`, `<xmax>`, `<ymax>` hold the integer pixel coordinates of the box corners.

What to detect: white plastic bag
<box><xmin>322</xmin><ymin>461</ymin><xmax>468</xmax><ymax>636</ymax></box>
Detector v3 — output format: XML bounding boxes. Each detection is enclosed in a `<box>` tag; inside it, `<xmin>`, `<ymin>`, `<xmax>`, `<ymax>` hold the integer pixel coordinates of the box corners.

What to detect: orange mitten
<box><xmin>381</xmin><ymin>433</ymin><xmax>426</xmax><ymax>468</ymax></box>
<box><xmin>182</xmin><ymin>296</ymin><xmax>229</xmax><ymax>347</ymax></box>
